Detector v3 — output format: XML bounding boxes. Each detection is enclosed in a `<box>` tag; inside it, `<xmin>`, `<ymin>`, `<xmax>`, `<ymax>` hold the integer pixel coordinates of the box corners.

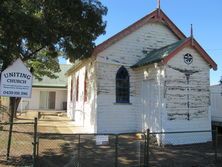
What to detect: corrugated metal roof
<box><xmin>132</xmin><ymin>39</ymin><xmax>185</xmax><ymax>68</ymax></box>
<box><xmin>32</xmin><ymin>64</ymin><xmax>72</xmax><ymax>88</ymax></box>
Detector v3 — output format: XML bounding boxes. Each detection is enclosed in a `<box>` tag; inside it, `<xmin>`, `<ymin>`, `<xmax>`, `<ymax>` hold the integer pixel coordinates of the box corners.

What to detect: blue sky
<box><xmin>62</xmin><ymin>0</ymin><xmax>222</xmax><ymax>85</ymax></box>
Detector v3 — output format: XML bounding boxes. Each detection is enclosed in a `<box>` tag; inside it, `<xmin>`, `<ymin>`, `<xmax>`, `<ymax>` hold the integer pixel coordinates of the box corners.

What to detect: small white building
<box><xmin>66</xmin><ymin>9</ymin><xmax>217</xmax><ymax>144</ymax></box>
<box><xmin>18</xmin><ymin>64</ymin><xmax>71</xmax><ymax>112</ymax></box>
<box><xmin>210</xmin><ymin>84</ymin><xmax>222</xmax><ymax>124</ymax></box>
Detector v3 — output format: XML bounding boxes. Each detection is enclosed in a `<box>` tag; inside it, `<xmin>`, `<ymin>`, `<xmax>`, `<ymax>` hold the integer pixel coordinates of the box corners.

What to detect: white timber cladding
<box><xmin>139</xmin><ymin>64</ymin><xmax>165</xmax><ymax>133</ymax></box>
<box><xmin>67</xmin><ymin>76</ymin><xmax>73</xmax><ymax>119</ymax></box>
<box><xmin>67</xmin><ymin>61</ymin><xmax>97</xmax><ymax>132</ymax></box>
<box><xmin>96</xmin><ymin>23</ymin><xmax>178</xmax><ymax>66</ymax></box>
<box><xmin>96</xmin><ymin>22</ymin><xmax>177</xmax><ymax>133</ymax></box>
<box><xmin>210</xmin><ymin>85</ymin><xmax>222</xmax><ymax>122</ymax></box>
<box><xmin>67</xmin><ymin>17</ymin><xmax>213</xmax><ymax>145</ymax></box>
<box><xmin>162</xmin><ymin>46</ymin><xmax>212</xmax><ymax>144</ymax></box>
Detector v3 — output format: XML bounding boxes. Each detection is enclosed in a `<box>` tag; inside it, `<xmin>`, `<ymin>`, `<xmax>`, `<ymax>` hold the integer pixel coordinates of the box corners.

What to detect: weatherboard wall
<box><xmin>96</xmin><ymin>22</ymin><xmax>178</xmax><ymax>66</ymax></box>
<box><xmin>137</xmin><ymin>64</ymin><xmax>165</xmax><ymax>133</ymax></box>
<box><xmin>163</xmin><ymin>46</ymin><xmax>211</xmax><ymax>144</ymax></box>
<box><xmin>210</xmin><ymin>84</ymin><xmax>222</xmax><ymax>123</ymax></box>
<box><xmin>95</xmin><ymin>22</ymin><xmax>178</xmax><ymax>133</ymax></box>
<box><xmin>67</xmin><ymin>61</ymin><xmax>97</xmax><ymax>132</ymax></box>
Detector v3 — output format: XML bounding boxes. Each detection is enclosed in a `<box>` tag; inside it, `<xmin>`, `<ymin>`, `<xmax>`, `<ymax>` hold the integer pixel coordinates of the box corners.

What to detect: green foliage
<box><xmin>26</xmin><ymin>50</ymin><xmax>61</xmax><ymax>80</ymax></box>
<box><xmin>0</xmin><ymin>0</ymin><xmax>107</xmax><ymax>76</ymax></box>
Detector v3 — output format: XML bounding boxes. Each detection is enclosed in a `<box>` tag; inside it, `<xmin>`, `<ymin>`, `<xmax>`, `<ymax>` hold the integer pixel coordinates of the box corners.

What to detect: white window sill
<box><xmin>113</xmin><ymin>102</ymin><xmax>132</xmax><ymax>105</ymax></box>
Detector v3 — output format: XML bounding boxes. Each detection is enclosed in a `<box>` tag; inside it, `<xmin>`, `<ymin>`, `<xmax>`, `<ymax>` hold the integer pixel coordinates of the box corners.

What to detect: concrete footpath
<box><xmin>15</xmin><ymin>111</ymin><xmax>87</xmax><ymax>134</ymax></box>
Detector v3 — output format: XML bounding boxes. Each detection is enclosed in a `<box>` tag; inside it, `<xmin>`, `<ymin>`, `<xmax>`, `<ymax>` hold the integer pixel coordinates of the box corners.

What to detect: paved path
<box><xmin>16</xmin><ymin>111</ymin><xmax>87</xmax><ymax>134</ymax></box>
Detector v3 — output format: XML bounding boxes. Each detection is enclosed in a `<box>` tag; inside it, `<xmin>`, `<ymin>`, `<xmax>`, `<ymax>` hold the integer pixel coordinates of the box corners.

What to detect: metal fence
<box><xmin>37</xmin><ymin>132</ymin><xmax>146</xmax><ymax>167</ymax></box>
<box><xmin>0</xmin><ymin>105</ymin><xmax>8</xmax><ymax>122</ymax></box>
<box><xmin>214</xmin><ymin>127</ymin><xmax>222</xmax><ymax>163</ymax></box>
<box><xmin>147</xmin><ymin>130</ymin><xmax>221</xmax><ymax>167</ymax></box>
<box><xmin>36</xmin><ymin>129</ymin><xmax>222</xmax><ymax>167</ymax></box>
<box><xmin>0</xmin><ymin>118</ymin><xmax>38</xmax><ymax>167</ymax></box>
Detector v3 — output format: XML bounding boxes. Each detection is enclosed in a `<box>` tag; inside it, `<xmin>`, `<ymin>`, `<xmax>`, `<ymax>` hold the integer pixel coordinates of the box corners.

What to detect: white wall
<box><xmin>97</xmin><ymin>22</ymin><xmax>178</xmax><ymax>66</ymax></box>
<box><xmin>139</xmin><ymin>64</ymin><xmax>165</xmax><ymax>133</ymax></box>
<box><xmin>163</xmin><ymin>46</ymin><xmax>212</xmax><ymax>144</ymax></box>
<box><xmin>96</xmin><ymin>22</ymin><xmax>178</xmax><ymax>133</ymax></box>
<box><xmin>18</xmin><ymin>87</ymin><xmax>67</xmax><ymax>111</ymax></box>
<box><xmin>210</xmin><ymin>84</ymin><xmax>222</xmax><ymax>122</ymax></box>
<box><xmin>67</xmin><ymin>61</ymin><xmax>97</xmax><ymax>133</ymax></box>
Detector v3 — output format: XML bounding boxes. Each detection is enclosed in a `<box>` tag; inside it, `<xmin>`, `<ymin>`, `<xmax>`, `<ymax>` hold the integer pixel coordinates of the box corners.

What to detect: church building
<box><xmin>66</xmin><ymin>8</ymin><xmax>217</xmax><ymax>144</ymax></box>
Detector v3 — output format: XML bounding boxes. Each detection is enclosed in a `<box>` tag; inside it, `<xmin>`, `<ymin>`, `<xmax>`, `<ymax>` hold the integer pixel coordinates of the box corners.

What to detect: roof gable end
<box><xmin>162</xmin><ymin>38</ymin><xmax>217</xmax><ymax>70</ymax></box>
<box><xmin>132</xmin><ymin>38</ymin><xmax>217</xmax><ymax>70</ymax></box>
<box><xmin>93</xmin><ymin>9</ymin><xmax>186</xmax><ymax>56</ymax></box>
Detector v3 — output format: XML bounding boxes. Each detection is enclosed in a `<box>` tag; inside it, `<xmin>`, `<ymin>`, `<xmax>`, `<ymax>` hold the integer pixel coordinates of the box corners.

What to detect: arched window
<box><xmin>116</xmin><ymin>66</ymin><xmax>130</xmax><ymax>103</ymax></box>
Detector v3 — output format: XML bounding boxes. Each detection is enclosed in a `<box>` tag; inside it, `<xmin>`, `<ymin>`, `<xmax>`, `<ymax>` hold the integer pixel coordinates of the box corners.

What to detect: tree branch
<box><xmin>22</xmin><ymin>46</ymin><xmax>45</xmax><ymax>61</ymax></box>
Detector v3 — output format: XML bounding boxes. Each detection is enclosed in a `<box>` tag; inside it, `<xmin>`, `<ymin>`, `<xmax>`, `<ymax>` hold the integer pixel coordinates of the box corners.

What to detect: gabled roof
<box><xmin>67</xmin><ymin>9</ymin><xmax>187</xmax><ymax>75</ymax></box>
<box><xmin>33</xmin><ymin>64</ymin><xmax>72</xmax><ymax>88</ymax></box>
<box><xmin>132</xmin><ymin>39</ymin><xmax>186</xmax><ymax>68</ymax></box>
<box><xmin>92</xmin><ymin>9</ymin><xmax>186</xmax><ymax>56</ymax></box>
<box><xmin>132</xmin><ymin>38</ymin><xmax>217</xmax><ymax>70</ymax></box>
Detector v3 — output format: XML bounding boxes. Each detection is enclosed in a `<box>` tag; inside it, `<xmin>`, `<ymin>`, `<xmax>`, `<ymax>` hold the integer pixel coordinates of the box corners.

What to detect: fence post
<box><xmin>146</xmin><ymin>129</ymin><xmax>150</xmax><ymax>167</ymax></box>
<box><xmin>215</xmin><ymin>127</ymin><xmax>218</xmax><ymax>162</ymax></box>
<box><xmin>144</xmin><ymin>133</ymin><xmax>147</xmax><ymax>167</ymax></box>
<box><xmin>78</xmin><ymin>134</ymin><xmax>81</xmax><ymax>165</ymax></box>
<box><xmin>115</xmin><ymin>135</ymin><xmax>118</xmax><ymax>167</ymax></box>
<box><xmin>33</xmin><ymin>117</ymin><xmax>38</xmax><ymax>167</ymax></box>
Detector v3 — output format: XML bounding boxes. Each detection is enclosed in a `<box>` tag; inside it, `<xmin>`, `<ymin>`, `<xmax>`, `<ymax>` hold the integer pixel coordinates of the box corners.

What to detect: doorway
<box><xmin>141</xmin><ymin>79</ymin><xmax>157</xmax><ymax>131</ymax></box>
<box><xmin>39</xmin><ymin>91</ymin><xmax>56</xmax><ymax>109</ymax></box>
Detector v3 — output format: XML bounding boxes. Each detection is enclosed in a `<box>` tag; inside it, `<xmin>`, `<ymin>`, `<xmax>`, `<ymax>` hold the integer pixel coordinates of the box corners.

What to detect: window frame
<box><xmin>116</xmin><ymin>66</ymin><xmax>130</xmax><ymax>103</ymax></box>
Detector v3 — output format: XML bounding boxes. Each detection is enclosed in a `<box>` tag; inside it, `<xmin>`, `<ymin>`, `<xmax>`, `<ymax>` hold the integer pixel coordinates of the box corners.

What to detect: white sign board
<box><xmin>96</xmin><ymin>135</ymin><xmax>109</xmax><ymax>145</ymax></box>
<box><xmin>0</xmin><ymin>58</ymin><xmax>33</xmax><ymax>98</ymax></box>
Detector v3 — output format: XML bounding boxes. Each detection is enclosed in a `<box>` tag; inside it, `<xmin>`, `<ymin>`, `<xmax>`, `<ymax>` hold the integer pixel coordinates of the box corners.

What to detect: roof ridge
<box><xmin>92</xmin><ymin>9</ymin><xmax>186</xmax><ymax>56</ymax></box>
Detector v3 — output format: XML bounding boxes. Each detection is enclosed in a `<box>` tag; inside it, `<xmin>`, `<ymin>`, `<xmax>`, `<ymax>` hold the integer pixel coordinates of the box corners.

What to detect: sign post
<box><xmin>0</xmin><ymin>58</ymin><xmax>33</xmax><ymax>160</ymax></box>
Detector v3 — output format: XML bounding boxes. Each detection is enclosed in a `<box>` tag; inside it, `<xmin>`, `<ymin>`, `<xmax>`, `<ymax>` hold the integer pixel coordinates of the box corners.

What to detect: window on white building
<box><xmin>116</xmin><ymin>66</ymin><xmax>130</xmax><ymax>103</ymax></box>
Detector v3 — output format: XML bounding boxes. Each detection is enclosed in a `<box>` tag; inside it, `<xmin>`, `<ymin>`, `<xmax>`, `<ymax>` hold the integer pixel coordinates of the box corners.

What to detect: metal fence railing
<box><xmin>214</xmin><ymin>127</ymin><xmax>222</xmax><ymax>163</ymax></box>
<box><xmin>0</xmin><ymin>118</ymin><xmax>38</xmax><ymax>167</ymax></box>
<box><xmin>147</xmin><ymin>130</ymin><xmax>219</xmax><ymax>167</ymax></box>
<box><xmin>0</xmin><ymin>105</ymin><xmax>8</xmax><ymax>122</ymax></box>
<box><xmin>1</xmin><ymin>119</ymin><xmax>221</xmax><ymax>167</ymax></box>
<box><xmin>37</xmin><ymin>132</ymin><xmax>146</xmax><ymax>167</ymax></box>
<box><xmin>36</xmin><ymin>129</ymin><xmax>222</xmax><ymax>167</ymax></box>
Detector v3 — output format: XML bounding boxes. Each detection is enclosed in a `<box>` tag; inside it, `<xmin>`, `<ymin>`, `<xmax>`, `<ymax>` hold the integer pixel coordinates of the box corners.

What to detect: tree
<box><xmin>0</xmin><ymin>0</ymin><xmax>107</xmax><ymax>115</ymax></box>
<box><xmin>0</xmin><ymin>0</ymin><xmax>107</xmax><ymax>159</ymax></box>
